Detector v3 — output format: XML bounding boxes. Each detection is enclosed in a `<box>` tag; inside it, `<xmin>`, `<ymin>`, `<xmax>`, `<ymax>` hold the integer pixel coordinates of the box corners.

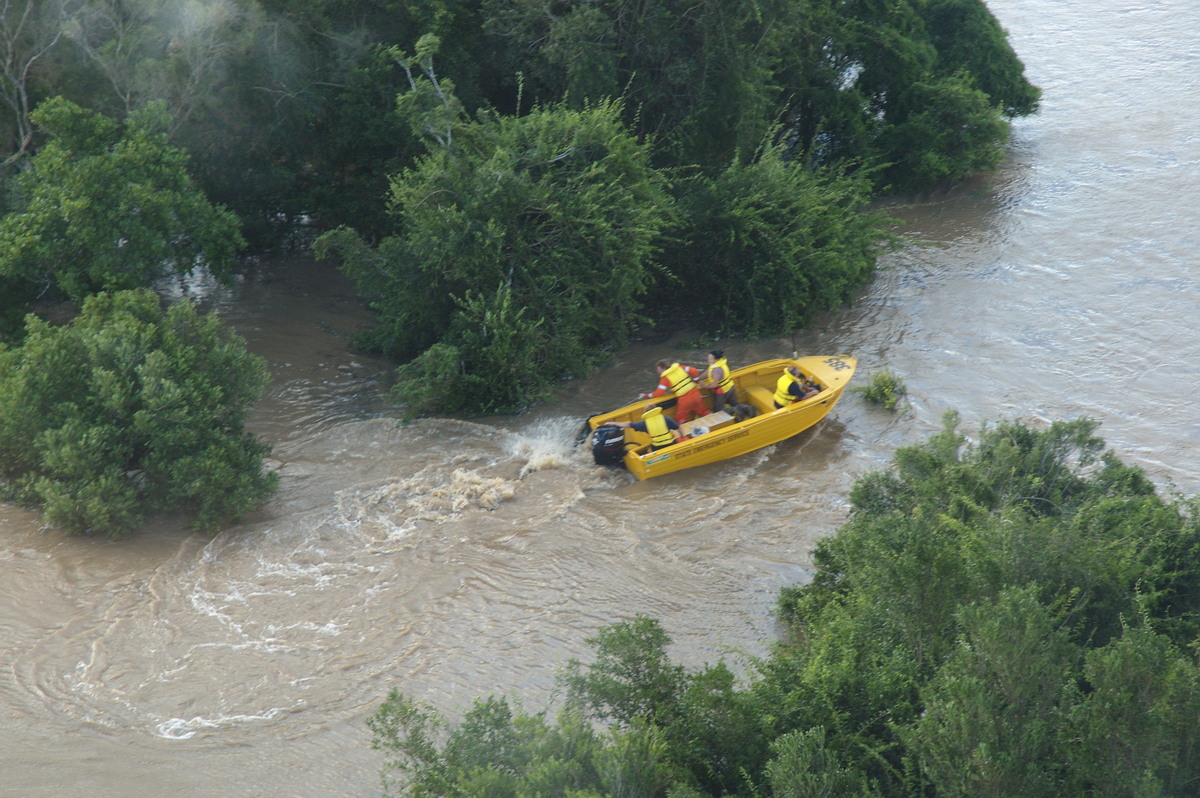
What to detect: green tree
<box><xmin>63</xmin><ymin>0</ymin><xmax>331</xmax><ymax>247</ymax></box>
<box><xmin>481</xmin><ymin>0</ymin><xmax>1037</xmax><ymax>186</ymax></box>
<box><xmin>766</xmin><ymin>726</ymin><xmax>879</xmax><ymax>797</ymax></box>
<box><xmin>1063</xmin><ymin>623</ymin><xmax>1200</xmax><ymax>796</ymax></box>
<box><xmin>563</xmin><ymin>615</ymin><xmax>689</xmax><ymax>730</ymax></box>
<box><xmin>370</xmin><ymin>616</ymin><xmax>751</xmax><ymax>797</ymax></box>
<box><xmin>0</xmin><ymin>96</ymin><xmax>243</xmax><ymax>301</ymax></box>
<box><xmin>879</xmin><ymin>72</ymin><xmax>1011</xmax><ymax>189</ymax></box>
<box><xmin>923</xmin><ymin>0</ymin><xmax>1041</xmax><ymax>117</ymax></box>
<box><xmin>15</xmin><ymin>0</ymin><xmax>1042</xmax><ymax>260</ymax></box>
<box><xmin>317</xmin><ymin>56</ymin><xmax>673</xmax><ymax>415</ymax></box>
<box><xmin>768</xmin><ymin>414</ymin><xmax>1200</xmax><ymax>793</ymax></box>
<box><xmin>826</xmin><ymin>0</ymin><xmax>1036</xmax><ymax>188</ymax></box>
<box><xmin>0</xmin><ymin>289</ymin><xmax>277</xmax><ymax>537</ymax></box>
<box><xmin>901</xmin><ymin>587</ymin><xmax>1078</xmax><ymax>798</ymax></box>
<box><xmin>668</xmin><ymin>149</ymin><xmax>888</xmax><ymax>334</ymax></box>
<box><xmin>483</xmin><ymin>0</ymin><xmax>793</xmax><ymax>168</ymax></box>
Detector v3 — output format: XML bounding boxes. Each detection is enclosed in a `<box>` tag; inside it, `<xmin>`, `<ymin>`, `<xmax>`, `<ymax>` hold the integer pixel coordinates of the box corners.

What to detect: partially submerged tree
<box><xmin>668</xmin><ymin>149</ymin><xmax>888</xmax><ymax>335</ymax></box>
<box><xmin>0</xmin><ymin>96</ymin><xmax>243</xmax><ymax>302</ymax></box>
<box><xmin>478</xmin><ymin>0</ymin><xmax>1038</xmax><ymax>187</ymax></box>
<box><xmin>0</xmin><ymin>289</ymin><xmax>277</xmax><ymax>537</ymax></box>
<box><xmin>0</xmin><ymin>0</ymin><xmax>1039</xmax><ymax>252</ymax></box>
<box><xmin>318</xmin><ymin>38</ymin><xmax>674</xmax><ymax>415</ymax></box>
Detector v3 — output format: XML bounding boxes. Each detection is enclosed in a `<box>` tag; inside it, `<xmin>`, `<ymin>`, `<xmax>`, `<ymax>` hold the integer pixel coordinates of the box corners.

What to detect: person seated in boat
<box><xmin>701</xmin><ymin>350</ymin><xmax>738</xmax><ymax>414</ymax></box>
<box><xmin>773</xmin><ymin>365</ymin><xmax>820</xmax><ymax>409</ymax></box>
<box><xmin>639</xmin><ymin>359</ymin><xmax>707</xmax><ymax>423</ymax></box>
<box><xmin>609</xmin><ymin>406</ymin><xmax>686</xmax><ymax>450</ymax></box>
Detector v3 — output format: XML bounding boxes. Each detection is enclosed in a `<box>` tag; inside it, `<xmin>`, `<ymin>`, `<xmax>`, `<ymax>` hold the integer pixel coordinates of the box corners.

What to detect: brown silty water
<box><xmin>3</xmin><ymin>1</ymin><xmax>1200</xmax><ymax>794</ymax></box>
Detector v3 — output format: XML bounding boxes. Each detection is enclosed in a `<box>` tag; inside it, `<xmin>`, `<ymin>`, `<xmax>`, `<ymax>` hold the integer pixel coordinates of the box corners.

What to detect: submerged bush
<box><xmin>0</xmin><ymin>290</ymin><xmax>277</xmax><ymax>536</ymax></box>
<box><xmin>853</xmin><ymin>367</ymin><xmax>908</xmax><ymax>410</ymax></box>
<box><xmin>318</xmin><ymin>93</ymin><xmax>673</xmax><ymax>416</ymax></box>
<box><xmin>666</xmin><ymin>151</ymin><xmax>889</xmax><ymax>336</ymax></box>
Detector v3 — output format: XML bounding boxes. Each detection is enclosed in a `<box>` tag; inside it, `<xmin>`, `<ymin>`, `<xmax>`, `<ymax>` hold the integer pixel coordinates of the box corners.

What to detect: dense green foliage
<box><xmin>297</xmin><ymin>0</ymin><xmax>1036</xmax><ymax>415</ymax></box>
<box><xmin>773</xmin><ymin>413</ymin><xmax>1200</xmax><ymax>794</ymax></box>
<box><xmin>7</xmin><ymin>0</ymin><xmax>1037</xmax><ymax>227</ymax></box>
<box><xmin>370</xmin><ymin>416</ymin><xmax>1200</xmax><ymax>796</ymax></box>
<box><xmin>0</xmin><ymin>290</ymin><xmax>278</xmax><ymax>537</ymax></box>
<box><xmin>0</xmin><ymin>98</ymin><xmax>243</xmax><ymax>304</ymax></box>
<box><xmin>471</xmin><ymin>0</ymin><xmax>1038</xmax><ymax>185</ymax></box>
<box><xmin>315</xmin><ymin>37</ymin><xmax>896</xmax><ymax>415</ymax></box>
<box><xmin>317</xmin><ymin>81</ymin><xmax>675</xmax><ymax>415</ymax></box>
<box><xmin>0</xmin><ymin>0</ymin><xmax>1039</xmax><ymax>416</ymax></box>
<box><xmin>668</xmin><ymin>152</ymin><xmax>886</xmax><ymax>335</ymax></box>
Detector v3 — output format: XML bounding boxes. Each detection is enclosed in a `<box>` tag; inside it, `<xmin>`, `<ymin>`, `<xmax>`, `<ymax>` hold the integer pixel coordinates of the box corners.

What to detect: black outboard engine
<box><xmin>591</xmin><ymin>424</ymin><xmax>627</xmax><ymax>466</ymax></box>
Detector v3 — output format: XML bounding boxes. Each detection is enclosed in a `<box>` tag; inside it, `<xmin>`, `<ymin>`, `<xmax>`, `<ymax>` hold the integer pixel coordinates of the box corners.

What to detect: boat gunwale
<box><xmin>585</xmin><ymin>355</ymin><xmax>856</xmax><ymax>479</ymax></box>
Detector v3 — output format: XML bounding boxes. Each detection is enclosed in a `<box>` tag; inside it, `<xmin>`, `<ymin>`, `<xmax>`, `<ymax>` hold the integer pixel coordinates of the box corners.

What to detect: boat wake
<box><xmin>329</xmin><ymin>414</ymin><xmax>621</xmax><ymax>540</ymax></box>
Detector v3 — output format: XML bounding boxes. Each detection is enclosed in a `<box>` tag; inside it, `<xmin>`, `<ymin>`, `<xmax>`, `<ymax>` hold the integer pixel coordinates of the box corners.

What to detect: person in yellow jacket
<box><xmin>610</xmin><ymin>406</ymin><xmax>685</xmax><ymax>450</ymax></box>
<box><xmin>773</xmin><ymin>366</ymin><xmax>820</xmax><ymax>408</ymax></box>
<box><xmin>639</xmin><ymin>359</ymin><xmax>707</xmax><ymax>422</ymax></box>
<box><xmin>701</xmin><ymin>350</ymin><xmax>737</xmax><ymax>414</ymax></box>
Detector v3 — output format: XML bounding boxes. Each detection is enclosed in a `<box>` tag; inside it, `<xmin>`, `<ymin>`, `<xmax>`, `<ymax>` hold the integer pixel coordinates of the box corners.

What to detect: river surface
<box><xmin>3</xmin><ymin>1</ymin><xmax>1199</xmax><ymax>794</ymax></box>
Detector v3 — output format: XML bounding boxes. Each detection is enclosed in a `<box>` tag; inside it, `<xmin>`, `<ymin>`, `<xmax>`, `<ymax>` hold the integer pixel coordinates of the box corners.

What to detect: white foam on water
<box><xmin>156</xmin><ymin>707</ymin><xmax>282</xmax><ymax>740</ymax></box>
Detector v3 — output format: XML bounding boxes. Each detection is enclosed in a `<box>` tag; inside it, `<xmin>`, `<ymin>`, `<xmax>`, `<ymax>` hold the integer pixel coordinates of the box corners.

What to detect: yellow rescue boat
<box><xmin>585</xmin><ymin>355</ymin><xmax>856</xmax><ymax>480</ymax></box>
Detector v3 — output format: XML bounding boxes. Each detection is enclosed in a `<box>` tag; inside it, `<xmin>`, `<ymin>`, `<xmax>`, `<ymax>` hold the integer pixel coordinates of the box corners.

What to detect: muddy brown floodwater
<box><xmin>3</xmin><ymin>1</ymin><xmax>1199</xmax><ymax>794</ymax></box>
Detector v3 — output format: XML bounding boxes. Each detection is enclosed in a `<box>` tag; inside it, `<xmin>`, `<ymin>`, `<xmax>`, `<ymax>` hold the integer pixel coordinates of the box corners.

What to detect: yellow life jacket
<box><xmin>642</xmin><ymin>407</ymin><xmax>676</xmax><ymax>449</ymax></box>
<box><xmin>662</xmin><ymin>362</ymin><xmax>697</xmax><ymax>396</ymax></box>
<box><xmin>773</xmin><ymin>371</ymin><xmax>801</xmax><ymax>407</ymax></box>
<box><xmin>707</xmin><ymin>357</ymin><xmax>734</xmax><ymax>393</ymax></box>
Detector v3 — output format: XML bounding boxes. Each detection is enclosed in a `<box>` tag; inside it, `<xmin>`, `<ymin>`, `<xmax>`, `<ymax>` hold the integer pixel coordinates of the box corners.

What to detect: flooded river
<box><xmin>3</xmin><ymin>0</ymin><xmax>1199</xmax><ymax>794</ymax></box>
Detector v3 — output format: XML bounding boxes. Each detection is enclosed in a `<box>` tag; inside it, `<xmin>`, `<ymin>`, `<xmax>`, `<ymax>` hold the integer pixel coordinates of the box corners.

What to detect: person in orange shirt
<box><xmin>640</xmin><ymin>358</ymin><xmax>707</xmax><ymax>423</ymax></box>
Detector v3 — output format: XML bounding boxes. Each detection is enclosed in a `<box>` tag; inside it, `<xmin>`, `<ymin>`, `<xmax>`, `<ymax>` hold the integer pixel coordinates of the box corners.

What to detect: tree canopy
<box><xmin>317</xmin><ymin>72</ymin><xmax>676</xmax><ymax>414</ymax></box>
<box><xmin>0</xmin><ymin>97</ymin><xmax>243</xmax><ymax>303</ymax></box>
<box><xmin>298</xmin><ymin>0</ymin><xmax>1035</xmax><ymax>415</ymax></box>
<box><xmin>0</xmin><ymin>0</ymin><xmax>1038</xmax><ymax>242</ymax></box>
<box><xmin>368</xmin><ymin>416</ymin><xmax>1200</xmax><ymax>796</ymax></box>
<box><xmin>667</xmin><ymin>151</ymin><xmax>887</xmax><ymax>335</ymax></box>
<box><xmin>0</xmin><ymin>289</ymin><xmax>278</xmax><ymax>537</ymax></box>
<box><xmin>0</xmin><ymin>0</ymin><xmax>1040</xmax><ymax>415</ymax></box>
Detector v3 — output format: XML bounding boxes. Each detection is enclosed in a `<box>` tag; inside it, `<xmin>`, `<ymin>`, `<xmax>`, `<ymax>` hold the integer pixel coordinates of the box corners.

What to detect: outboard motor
<box><xmin>590</xmin><ymin>424</ymin><xmax>627</xmax><ymax>466</ymax></box>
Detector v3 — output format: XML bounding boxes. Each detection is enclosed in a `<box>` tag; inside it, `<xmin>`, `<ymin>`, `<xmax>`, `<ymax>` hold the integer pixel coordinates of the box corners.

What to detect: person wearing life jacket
<box><xmin>773</xmin><ymin>365</ymin><xmax>820</xmax><ymax>408</ymax></box>
<box><xmin>639</xmin><ymin>359</ymin><xmax>707</xmax><ymax>423</ymax></box>
<box><xmin>702</xmin><ymin>350</ymin><xmax>737</xmax><ymax>414</ymax></box>
<box><xmin>610</xmin><ymin>405</ymin><xmax>684</xmax><ymax>450</ymax></box>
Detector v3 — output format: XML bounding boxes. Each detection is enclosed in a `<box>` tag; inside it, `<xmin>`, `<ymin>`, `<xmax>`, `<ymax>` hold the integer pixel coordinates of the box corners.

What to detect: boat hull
<box><xmin>586</xmin><ymin>355</ymin><xmax>856</xmax><ymax>480</ymax></box>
